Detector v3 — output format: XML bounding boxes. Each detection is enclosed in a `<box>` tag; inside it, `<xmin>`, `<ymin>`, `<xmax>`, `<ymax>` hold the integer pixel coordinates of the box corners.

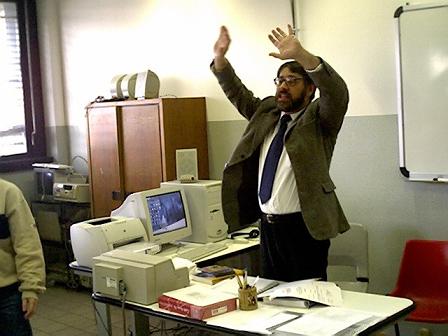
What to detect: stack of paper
<box><xmin>258</xmin><ymin>278</ymin><xmax>343</xmax><ymax>307</ymax></box>
<box><xmin>275</xmin><ymin>307</ymin><xmax>383</xmax><ymax>336</ymax></box>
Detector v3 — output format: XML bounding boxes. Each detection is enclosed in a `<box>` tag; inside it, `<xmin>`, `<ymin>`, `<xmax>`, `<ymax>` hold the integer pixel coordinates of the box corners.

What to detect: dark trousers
<box><xmin>0</xmin><ymin>283</ymin><xmax>32</xmax><ymax>336</ymax></box>
<box><xmin>260</xmin><ymin>212</ymin><xmax>330</xmax><ymax>282</ymax></box>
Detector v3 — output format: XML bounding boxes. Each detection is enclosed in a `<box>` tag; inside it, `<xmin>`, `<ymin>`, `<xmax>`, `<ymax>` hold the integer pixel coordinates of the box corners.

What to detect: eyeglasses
<box><xmin>274</xmin><ymin>76</ymin><xmax>304</xmax><ymax>87</ymax></box>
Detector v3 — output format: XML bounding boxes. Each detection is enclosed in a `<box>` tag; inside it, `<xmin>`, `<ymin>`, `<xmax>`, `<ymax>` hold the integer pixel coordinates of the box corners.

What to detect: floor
<box><xmin>32</xmin><ymin>285</ymin><xmax>106</xmax><ymax>336</ymax></box>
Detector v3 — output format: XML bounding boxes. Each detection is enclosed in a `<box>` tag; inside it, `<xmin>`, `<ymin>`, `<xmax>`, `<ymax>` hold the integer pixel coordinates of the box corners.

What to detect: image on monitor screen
<box><xmin>110</xmin><ymin>186</ymin><xmax>192</xmax><ymax>246</ymax></box>
<box><xmin>146</xmin><ymin>191</ymin><xmax>187</xmax><ymax>235</ymax></box>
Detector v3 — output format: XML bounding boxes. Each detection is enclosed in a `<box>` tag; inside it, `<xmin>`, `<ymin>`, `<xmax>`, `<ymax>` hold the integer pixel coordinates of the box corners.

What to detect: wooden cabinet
<box><xmin>86</xmin><ymin>97</ymin><xmax>209</xmax><ymax>217</ymax></box>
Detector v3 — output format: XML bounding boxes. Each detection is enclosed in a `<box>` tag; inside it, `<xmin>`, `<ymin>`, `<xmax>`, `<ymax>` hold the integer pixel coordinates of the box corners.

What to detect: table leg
<box><xmin>94</xmin><ymin>301</ymin><xmax>111</xmax><ymax>336</ymax></box>
<box><xmin>128</xmin><ymin>311</ymin><xmax>149</xmax><ymax>336</ymax></box>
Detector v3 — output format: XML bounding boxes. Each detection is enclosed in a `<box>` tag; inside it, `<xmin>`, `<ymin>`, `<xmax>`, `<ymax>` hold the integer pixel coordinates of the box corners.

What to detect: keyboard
<box><xmin>176</xmin><ymin>242</ymin><xmax>228</xmax><ymax>261</ymax></box>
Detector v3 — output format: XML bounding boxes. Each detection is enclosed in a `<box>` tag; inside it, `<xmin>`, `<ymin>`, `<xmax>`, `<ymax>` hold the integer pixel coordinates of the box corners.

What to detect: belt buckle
<box><xmin>266</xmin><ymin>214</ymin><xmax>275</xmax><ymax>224</ymax></box>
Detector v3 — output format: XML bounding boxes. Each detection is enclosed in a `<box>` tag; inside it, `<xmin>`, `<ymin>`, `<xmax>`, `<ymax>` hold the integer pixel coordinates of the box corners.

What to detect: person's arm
<box><xmin>268</xmin><ymin>25</ymin><xmax>348</xmax><ymax>134</ymax></box>
<box><xmin>211</xmin><ymin>26</ymin><xmax>262</xmax><ymax>120</ymax></box>
<box><xmin>7</xmin><ymin>184</ymin><xmax>45</xmax><ymax>319</ymax></box>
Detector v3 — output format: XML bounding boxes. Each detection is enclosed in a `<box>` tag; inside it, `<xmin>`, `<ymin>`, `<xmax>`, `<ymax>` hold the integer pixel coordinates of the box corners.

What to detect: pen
<box><xmin>243</xmin><ymin>269</ymin><xmax>248</xmax><ymax>288</ymax></box>
<box><xmin>433</xmin><ymin>177</ymin><xmax>448</xmax><ymax>182</ymax></box>
<box><xmin>251</xmin><ymin>276</ymin><xmax>260</xmax><ymax>288</ymax></box>
<box><xmin>234</xmin><ymin>271</ymin><xmax>244</xmax><ymax>289</ymax></box>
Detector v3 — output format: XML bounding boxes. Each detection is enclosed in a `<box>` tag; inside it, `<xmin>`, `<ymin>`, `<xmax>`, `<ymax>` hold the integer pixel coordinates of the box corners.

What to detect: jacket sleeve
<box><xmin>307</xmin><ymin>59</ymin><xmax>349</xmax><ymax>137</ymax></box>
<box><xmin>211</xmin><ymin>60</ymin><xmax>262</xmax><ymax>121</ymax></box>
<box><xmin>7</xmin><ymin>185</ymin><xmax>46</xmax><ymax>299</ymax></box>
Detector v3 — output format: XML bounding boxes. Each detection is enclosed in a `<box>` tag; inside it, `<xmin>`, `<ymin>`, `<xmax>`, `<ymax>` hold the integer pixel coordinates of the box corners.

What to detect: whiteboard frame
<box><xmin>394</xmin><ymin>2</ymin><xmax>448</xmax><ymax>183</ymax></box>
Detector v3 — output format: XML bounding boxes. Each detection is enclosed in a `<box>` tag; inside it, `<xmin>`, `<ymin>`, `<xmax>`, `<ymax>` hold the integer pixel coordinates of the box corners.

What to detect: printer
<box><xmin>70</xmin><ymin>216</ymin><xmax>148</xmax><ymax>268</ymax></box>
<box><xmin>93</xmin><ymin>250</ymin><xmax>190</xmax><ymax>305</ymax></box>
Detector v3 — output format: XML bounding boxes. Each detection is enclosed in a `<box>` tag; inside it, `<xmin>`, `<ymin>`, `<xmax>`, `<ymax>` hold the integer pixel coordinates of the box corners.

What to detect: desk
<box><xmin>70</xmin><ymin>236</ymin><xmax>260</xmax><ymax>335</ymax></box>
<box><xmin>92</xmin><ymin>290</ymin><xmax>414</xmax><ymax>336</ymax></box>
<box><xmin>84</xmin><ymin>236</ymin><xmax>414</xmax><ymax>335</ymax></box>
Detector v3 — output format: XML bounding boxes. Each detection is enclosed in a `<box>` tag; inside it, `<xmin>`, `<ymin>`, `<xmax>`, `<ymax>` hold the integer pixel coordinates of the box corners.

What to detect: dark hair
<box><xmin>277</xmin><ymin>61</ymin><xmax>316</xmax><ymax>100</ymax></box>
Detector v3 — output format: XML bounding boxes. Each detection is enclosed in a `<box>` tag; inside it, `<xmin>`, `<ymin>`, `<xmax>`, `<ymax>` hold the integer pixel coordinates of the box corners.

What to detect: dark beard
<box><xmin>275</xmin><ymin>91</ymin><xmax>307</xmax><ymax>112</ymax></box>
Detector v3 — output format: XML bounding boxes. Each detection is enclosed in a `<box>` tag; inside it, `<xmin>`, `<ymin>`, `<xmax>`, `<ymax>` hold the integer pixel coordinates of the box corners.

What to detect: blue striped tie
<box><xmin>259</xmin><ymin>114</ymin><xmax>291</xmax><ymax>204</ymax></box>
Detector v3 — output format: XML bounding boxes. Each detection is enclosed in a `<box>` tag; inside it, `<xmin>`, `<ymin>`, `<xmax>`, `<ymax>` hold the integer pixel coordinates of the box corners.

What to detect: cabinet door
<box><xmin>160</xmin><ymin>98</ymin><xmax>209</xmax><ymax>180</ymax></box>
<box><xmin>120</xmin><ymin>104</ymin><xmax>163</xmax><ymax>194</ymax></box>
<box><xmin>87</xmin><ymin>106</ymin><xmax>123</xmax><ymax>217</ymax></box>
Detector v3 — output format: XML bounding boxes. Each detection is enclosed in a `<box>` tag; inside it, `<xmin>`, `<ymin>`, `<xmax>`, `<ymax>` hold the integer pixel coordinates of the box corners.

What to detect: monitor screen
<box><xmin>146</xmin><ymin>191</ymin><xmax>187</xmax><ymax>236</ymax></box>
<box><xmin>111</xmin><ymin>186</ymin><xmax>192</xmax><ymax>246</ymax></box>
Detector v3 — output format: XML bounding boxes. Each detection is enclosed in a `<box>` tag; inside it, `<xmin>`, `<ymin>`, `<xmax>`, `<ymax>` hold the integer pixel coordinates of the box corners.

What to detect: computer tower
<box><xmin>160</xmin><ymin>180</ymin><xmax>228</xmax><ymax>243</ymax></box>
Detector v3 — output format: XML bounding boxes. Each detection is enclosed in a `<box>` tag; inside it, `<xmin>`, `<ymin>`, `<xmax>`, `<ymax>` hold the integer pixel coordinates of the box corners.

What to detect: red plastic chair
<box><xmin>390</xmin><ymin>240</ymin><xmax>448</xmax><ymax>336</ymax></box>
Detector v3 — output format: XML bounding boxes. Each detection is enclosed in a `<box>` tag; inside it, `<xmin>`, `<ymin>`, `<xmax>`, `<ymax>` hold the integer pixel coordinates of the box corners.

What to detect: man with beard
<box><xmin>211</xmin><ymin>25</ymin><xmax>350</xmax><ymax>281</ymax></box>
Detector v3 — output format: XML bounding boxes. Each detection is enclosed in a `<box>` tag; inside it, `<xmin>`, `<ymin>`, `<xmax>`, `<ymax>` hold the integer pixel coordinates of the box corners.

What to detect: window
<box><xmin>0</xmin><ymin>0</ymin><xmax>50</xmax><ymax>172</ymax></box>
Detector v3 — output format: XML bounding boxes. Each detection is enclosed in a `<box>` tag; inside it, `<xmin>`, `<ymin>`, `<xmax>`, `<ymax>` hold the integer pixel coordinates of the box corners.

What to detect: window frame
<box><xmin>0</xmin><ymin>0</ymin><xmax>51</xmax><ymax>172</ymax></box>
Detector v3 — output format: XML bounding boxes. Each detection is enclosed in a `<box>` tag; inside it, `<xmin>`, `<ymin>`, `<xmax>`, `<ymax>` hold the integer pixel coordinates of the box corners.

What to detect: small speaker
<box><xmin>110</xmin><ymin>74</ymin><xmax>126</xmax><ymax>98</ymax></box>
<box><xmin>135</xmin><ymin>70</ymin><xmax>160</xmax><ymax>99</ymax></box>
<box><xmin>176</xmin><ymin>148</ymin><xmax>198</xmax><ymax>181</ymax></box>
<box><xmin>120</xmin><ymin>73</ymin><xmax>137</xmax><ymax>99</ymax></box>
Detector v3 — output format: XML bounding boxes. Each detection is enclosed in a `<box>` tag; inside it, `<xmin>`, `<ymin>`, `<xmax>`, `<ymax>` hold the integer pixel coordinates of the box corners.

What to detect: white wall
<box><xmin>38</xmin><ymin>0</ymin><xmax>442</xmax><ymax>131</ymax></box>
<box><xmin>38</xmin><ymin>0</ymin><xmax>291</xmax><ymax>125</ymax></box>
<box><xmin>296</xmin><ymin>0</ymin><xmax>440</xmax><ymax>117</ymax></box>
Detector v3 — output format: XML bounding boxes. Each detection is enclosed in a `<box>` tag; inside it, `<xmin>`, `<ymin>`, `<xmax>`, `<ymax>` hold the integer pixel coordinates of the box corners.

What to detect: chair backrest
<box><xmin>327</xmin><ymin>223</ymin><xmax>369</xmax><ymax>292</ymax></box>
<box><xmin>394</xmin><ymin>239</ymin><xmax>448</xmax><ymax>298</ymax></box>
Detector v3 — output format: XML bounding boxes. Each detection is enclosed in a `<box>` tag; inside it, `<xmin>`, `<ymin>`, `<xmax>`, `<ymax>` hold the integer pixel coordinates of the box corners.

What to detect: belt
<box><xmin>261</xmin><ymin>212</ymin><xmax>301</xmax><ymax>224</ymax></box>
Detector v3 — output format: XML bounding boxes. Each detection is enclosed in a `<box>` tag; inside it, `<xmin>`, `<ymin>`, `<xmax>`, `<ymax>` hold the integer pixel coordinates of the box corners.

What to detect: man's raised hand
<box><xmin>214</xmin><ymin>26</ymin><xmax>231</xmax><ymax>58</ymax></box>
<box><xmin>213</xmin><ymin>26</ymin><xmax>231</xmax><ymax>71</ymax></box>
<box><xmin>268</xmin><ymin>24</ymin><xmax>320</xmax><ymax>70</ymax></box>
<box><xmin>268</xmin><ymin>24</ymin><xmax>302</xmax><ymax>60</ymax></box>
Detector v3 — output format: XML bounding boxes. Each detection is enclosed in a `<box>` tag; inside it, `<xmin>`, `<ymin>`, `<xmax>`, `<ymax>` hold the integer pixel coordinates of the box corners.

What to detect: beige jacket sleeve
<box><xmin>4</xmin><ymin>181</ymin><xmax>46</xmax><ymax>299</ymax></box>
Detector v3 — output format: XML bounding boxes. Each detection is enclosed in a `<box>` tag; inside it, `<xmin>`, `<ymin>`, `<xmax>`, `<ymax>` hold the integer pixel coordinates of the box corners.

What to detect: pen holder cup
<box><xmin>238</xmin><ymin>286</ymin><xmax>258</xmax><ymax>311</ymax></box>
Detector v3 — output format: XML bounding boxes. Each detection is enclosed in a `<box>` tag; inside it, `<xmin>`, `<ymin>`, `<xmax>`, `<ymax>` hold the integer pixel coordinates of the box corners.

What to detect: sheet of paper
<box><xmin>258</xmin><ymin>278</ymin><xmax>319</xmax><ymax>297</ymax></box>
<box><xmin>241</xmin><ymin>311</ymin><xmax>303</xmax><ymax>334</ymax></box>
<box><xmin>276</xmin><ymin>307</ymin><xmax>374</xmax><ymax>336</ymax></box>
<box><xmin>171</xmin><ymin>257</ymin><xmax>197</xmax><ymax>272</ymax></box>
<box><xmin>210</xmin><ymin>277</ymin><xmax>241</xmax><ymax>295</ymax></box>
<box><xmin>163</xmin><ymin>284</ymin><xmax>237</xmax><ymax>305</ymax></box>
<box><xmin>207</xmin><ymin>307</ymin><xmax>303</xmax><ymax>335</ymax></box>
<box><xmin>261</xmin><ymin>280</ymin><xmax>342</xmax><ymax>306</ymax></box>
<box><xmin>333</xmin><ymin>315</ymin><xmax>384</xmax><ymax>336</ymax></box>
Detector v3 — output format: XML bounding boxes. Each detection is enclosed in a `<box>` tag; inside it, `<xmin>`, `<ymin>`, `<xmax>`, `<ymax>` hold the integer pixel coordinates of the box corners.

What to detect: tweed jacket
<box><xmin>211</xmin><ymin>59</ymin><xmax>350</xmax><ymax>240</ymax></box>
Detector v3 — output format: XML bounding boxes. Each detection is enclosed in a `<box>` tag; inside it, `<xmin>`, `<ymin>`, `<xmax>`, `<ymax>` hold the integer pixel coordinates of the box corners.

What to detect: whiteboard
<box><xmin>394</xmin><ymin>2</ymin><xmax>448</xmax><ymax>182</ymax></box>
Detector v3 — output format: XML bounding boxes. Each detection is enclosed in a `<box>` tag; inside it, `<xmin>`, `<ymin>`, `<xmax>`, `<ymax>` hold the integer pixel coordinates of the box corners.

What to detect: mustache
<box><xmin>275</xmin><ymin>90</ymin><xmax>291</xmax><ymax>99</ymax></box>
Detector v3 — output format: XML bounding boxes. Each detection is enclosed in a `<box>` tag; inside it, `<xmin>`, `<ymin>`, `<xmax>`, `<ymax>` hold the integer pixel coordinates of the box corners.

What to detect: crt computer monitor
<box><xmin>111</xmin><ymin>186</ymin><xmax>192</xmax><ymax>246</ymax></box>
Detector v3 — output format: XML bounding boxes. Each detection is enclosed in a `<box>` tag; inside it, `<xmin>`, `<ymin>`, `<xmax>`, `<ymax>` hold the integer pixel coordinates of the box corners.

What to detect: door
<box><xmin>120</xmin><ymin>103</ymin><xmax>163</xmax><ymax>195</ymax></box>
<box><xmin>87</xmin><ymin>106</ymin><xmax>123</xmax><ymax>217</ymax></box>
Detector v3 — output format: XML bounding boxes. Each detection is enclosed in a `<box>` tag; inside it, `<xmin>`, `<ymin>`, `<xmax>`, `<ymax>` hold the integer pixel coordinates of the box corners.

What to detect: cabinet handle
<box><xmin>111</xmin><ymin>191</ymin><xmax>121</xmax><ymax>200</ymax></box>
